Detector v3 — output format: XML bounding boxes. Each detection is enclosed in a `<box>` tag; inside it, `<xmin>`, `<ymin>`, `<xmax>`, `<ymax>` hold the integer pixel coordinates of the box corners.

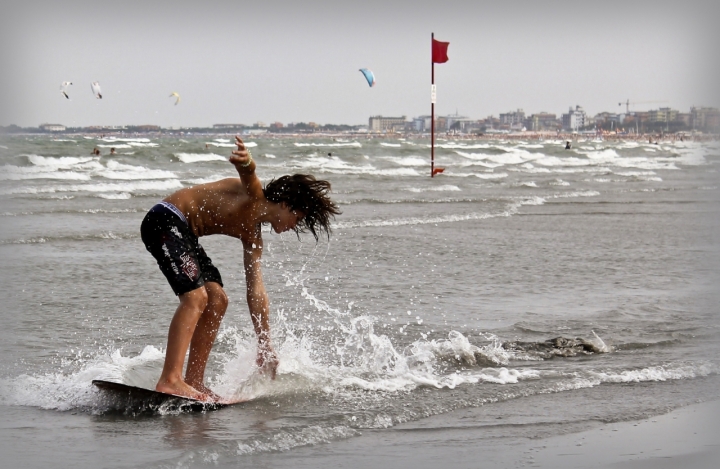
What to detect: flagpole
<box><xmin>431</xmin><ymin>32</ymin><xmax>435</xmax><ymax>178</ymax></box>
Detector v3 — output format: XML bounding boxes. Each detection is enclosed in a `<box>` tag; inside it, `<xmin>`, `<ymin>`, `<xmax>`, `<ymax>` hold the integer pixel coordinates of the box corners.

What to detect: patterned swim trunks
<box><xmin>140</xmin><ymin>201</ymin><xmax>223</xmax><ymax>296</ymax></box>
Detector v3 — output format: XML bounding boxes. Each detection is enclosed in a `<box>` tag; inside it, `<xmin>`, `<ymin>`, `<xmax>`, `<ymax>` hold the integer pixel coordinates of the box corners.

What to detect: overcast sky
<box><xmin>1</xmin><ymin>0</ymin><xmax>718</xmax><ymax>128</ymax></box>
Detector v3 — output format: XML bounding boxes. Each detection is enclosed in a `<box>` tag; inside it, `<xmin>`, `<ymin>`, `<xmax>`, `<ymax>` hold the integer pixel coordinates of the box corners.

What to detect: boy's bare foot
<box><xmin>187</xmin><ymin>382</ymin><xmax>222</xmax><ymax>402</ymax></box>
<box><xmin>156</xmin><ymin>379</ymin><xmax>208</xmax><ymax>401</ymax></box>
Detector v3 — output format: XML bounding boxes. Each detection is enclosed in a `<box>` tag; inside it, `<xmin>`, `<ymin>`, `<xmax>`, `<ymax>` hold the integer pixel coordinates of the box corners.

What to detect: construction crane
<box><xmin>618</xmin><ymin>99</ymin><xmax>668</xmax><ymax>113</ymax></box>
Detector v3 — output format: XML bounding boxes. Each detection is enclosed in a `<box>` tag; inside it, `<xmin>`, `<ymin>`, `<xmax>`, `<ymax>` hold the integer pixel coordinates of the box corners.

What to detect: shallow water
<box><xmin>1</xmin><ymin>134</ymin><xmax>719</xmax><ymax>468</ymax></box>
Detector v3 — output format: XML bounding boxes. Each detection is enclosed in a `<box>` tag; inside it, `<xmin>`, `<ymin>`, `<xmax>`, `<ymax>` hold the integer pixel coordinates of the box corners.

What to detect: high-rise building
<box><xmin>526</xmin><ymin>113</ymin><xmax>558</xmax><ymax>131</ymax></box>
<box><xmin>690</xmin><ymin>107</ymin><xmax>720</xmax><ymax>131</ymax></box>
<box><xmin>499</xmin><ymin>109</ymin><xmax>525</xmax><ymax>126</ymax></box>
<box><xmin>648</xmin><ymin>108</ymin><xmax>679</xmax><ymax>123</ymax></box>
<box><xmin>369</xmin><ymin>116</ymin><xmax>408</xmax><ymax>132</ymax></box>
<box><xmin>562</xmin><ymin>106</ymin><xmax>586</xmax><ymax>131</ymax></box>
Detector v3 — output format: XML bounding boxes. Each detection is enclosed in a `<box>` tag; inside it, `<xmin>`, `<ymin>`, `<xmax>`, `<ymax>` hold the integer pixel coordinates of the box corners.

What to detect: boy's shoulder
<box><xmin>195</xmin><ymin>177</ymin><xmax>248</xmax><ymax>196</ymax></box>
<box><xmin>215</xmin><ymin>173</ymin><xmax>264</xmax><ymax>198</ymax></box>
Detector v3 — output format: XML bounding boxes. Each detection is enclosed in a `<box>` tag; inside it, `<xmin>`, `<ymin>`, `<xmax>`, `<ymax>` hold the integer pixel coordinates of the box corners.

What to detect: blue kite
<box><xmin>359</xmin><ymin>68</ymin><xmax>376</xmax><ymax>87</ymax></box>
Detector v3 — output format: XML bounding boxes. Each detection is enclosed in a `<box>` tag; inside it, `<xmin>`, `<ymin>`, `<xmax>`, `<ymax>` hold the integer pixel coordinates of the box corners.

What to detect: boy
<box><xmin>140</xmin><ymin>136</ymin><xmax>340</xmax><ymax>400</ymax></box>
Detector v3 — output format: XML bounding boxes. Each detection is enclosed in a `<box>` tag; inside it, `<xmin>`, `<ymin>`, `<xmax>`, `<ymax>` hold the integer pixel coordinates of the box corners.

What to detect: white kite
<box><xmin>91</xmin><ymin>81</ymin><xmax>103</xmax><ymax>99</ymax></box>
<box><xmin>169</xmin><ymin>92</ymin><xmax>180</xmax><ymax>105</ymax></box>
<box><xmin>60</xmin><ymin>81</ymin><xmax>72</xmax><ymax>99</ymax></box>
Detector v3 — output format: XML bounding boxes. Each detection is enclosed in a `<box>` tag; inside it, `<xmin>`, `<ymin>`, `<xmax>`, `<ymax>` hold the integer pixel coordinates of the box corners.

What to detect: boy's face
<box><xmin>272</xmin><ymin>203</ymin><xmax>306</xmax><ymax>234</ymax></box>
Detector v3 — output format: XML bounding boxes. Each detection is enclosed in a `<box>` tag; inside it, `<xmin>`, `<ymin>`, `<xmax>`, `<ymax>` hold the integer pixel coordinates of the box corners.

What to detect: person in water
<box><xmin>565</xmin><ymin>141</ymin><xmax>572</xmax><ymax>150</ymax></box>
<box><xmin>140</xmin><ymin>136</ymin><xmax>340</xmax><ymax>400</ymax></box>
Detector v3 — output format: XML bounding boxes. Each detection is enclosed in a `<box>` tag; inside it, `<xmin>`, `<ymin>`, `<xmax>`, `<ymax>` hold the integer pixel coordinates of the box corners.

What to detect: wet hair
<box><xmin>263</xmin><ymin>174</ymin><xmax>341</xmax><ymax>241</ymax></box>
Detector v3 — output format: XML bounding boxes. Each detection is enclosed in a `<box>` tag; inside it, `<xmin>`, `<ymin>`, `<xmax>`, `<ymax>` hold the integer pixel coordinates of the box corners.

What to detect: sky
<box><xmin>1</xmin><ymin>0</ymin><xmax>719</xmax><ymax>128</ymax></box>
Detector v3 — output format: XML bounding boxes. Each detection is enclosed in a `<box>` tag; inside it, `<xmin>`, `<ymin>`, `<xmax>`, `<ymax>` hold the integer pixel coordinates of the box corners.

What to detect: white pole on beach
<box><xmin>430</xmin><ymin>34</ymin><xmax>449</xmax><ymax>177</ymax></box>
<box><xmin>431</xmin><ymin>32</ymin><xmax>436</xmax><ymax>178</ymax></box>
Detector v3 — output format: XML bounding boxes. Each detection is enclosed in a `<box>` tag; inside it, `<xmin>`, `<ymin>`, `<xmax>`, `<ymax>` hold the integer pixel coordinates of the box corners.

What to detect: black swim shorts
<box><xmin>140</xmin><ymin>202</ymin><xmax>223</xmax><ymax>296</ymax></box>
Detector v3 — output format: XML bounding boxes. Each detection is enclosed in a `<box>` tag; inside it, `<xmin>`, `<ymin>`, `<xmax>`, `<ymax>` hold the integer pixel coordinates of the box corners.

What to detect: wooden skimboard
<box><xmin>92</xmin><ymin>380</ymin><xmax>245</xmax><ymax>412</ymax></box>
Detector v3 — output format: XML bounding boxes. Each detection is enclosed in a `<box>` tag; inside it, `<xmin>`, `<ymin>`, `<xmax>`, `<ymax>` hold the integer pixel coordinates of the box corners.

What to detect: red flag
<box><xmin>432</xmin><ymin>39</ymin><xmax>449</xmax><ymax>63</ymax></box>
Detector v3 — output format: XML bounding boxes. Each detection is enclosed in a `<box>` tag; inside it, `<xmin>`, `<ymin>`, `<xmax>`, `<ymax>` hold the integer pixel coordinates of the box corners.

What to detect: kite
<box><xmin>60</xmin><ymin>81</ymin><xmax>72</xmax><ymax>99</ymax></box>
<box><xmin>91</xmin><ymin>81</ymin><xmax>103</xmax><ymax>99</ymax></box>
<box><xmin>359</xmin><ymin>68</ymin><xmax>375</xmax><ymax>87</ymax></box>
<box><xmin>169</xmin><ymin>92</ymin><xmax>181</xmax><ymax>105</ymax></box>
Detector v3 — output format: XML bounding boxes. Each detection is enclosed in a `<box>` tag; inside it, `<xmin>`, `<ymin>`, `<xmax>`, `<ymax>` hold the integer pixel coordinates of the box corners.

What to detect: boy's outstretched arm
<box><xmin>242</xmin><ymin>235</ymin><xmax>278</xmax><ymax>379</ymax></box>
<box><xmin>229</xmin><ymin>136</ymin><xmax>263</xmax><ymax>197</ymax></box>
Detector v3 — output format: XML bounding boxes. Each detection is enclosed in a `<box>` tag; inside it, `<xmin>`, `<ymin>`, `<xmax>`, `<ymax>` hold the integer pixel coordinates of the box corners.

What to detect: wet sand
<box><xmin>514</xmin><ymin>399</ymin><xmax>720</xmax><ymax>468</ymax></box>
<box><xmin>251</xmin><ymin>399</ymin><xmax>720</xmax><ymax>469</ymax></box>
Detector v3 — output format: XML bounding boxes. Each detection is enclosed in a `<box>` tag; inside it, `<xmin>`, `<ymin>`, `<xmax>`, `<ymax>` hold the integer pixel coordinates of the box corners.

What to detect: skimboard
<box><xmin>92</xmin><ymin>380</ymin><xmax>245</xmax><ymax>412</ymax></box>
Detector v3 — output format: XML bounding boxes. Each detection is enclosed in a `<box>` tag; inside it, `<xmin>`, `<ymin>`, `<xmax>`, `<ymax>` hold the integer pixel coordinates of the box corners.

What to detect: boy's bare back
<box><xmin>164</xmin><ymin>177</ymin><xmax>262</xmax><ymax>241</ymax></box>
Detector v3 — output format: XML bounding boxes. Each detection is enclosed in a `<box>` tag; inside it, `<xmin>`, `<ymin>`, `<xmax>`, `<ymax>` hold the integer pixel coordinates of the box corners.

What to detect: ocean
<box><xmin>0</xmin><ymin>134</ymin><xmax>718</xmax><ymax>468</ymax></box>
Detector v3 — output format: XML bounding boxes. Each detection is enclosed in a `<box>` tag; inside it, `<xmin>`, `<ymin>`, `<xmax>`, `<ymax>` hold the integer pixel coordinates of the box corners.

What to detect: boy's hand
<box><xmin>229</xmin><ymin>135</ymin><xmax>253</xmax><ymax>170</ymax></box>
<box><xmin>256</xmin><ymin>342</ymin><xmax>278</xmax><ymax>380</ymax></box>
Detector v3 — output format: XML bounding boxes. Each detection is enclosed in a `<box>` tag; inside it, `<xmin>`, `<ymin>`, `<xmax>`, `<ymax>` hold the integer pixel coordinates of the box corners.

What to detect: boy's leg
<box><xmin>156</xmin><ymin>286</ymin><xmax>209</xmax><ymax>400</ymax></box>
<box><xmin>185</xmin><ymin>281</ymin><xmax>228</xmax><ymax>394</ymax></box>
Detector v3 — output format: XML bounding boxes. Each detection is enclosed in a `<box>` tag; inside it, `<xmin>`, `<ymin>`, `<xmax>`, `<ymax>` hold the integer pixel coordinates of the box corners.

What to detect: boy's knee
<box><xmin>180</xmin><ymin>287</ymin><xmax>209</xmax><ymax>311</ymax></box>
<box><xmin>212</xmin><ymin>291</ymin><xmax>229</xmax><ymax>314</ymax></box>
<box><xmin>217</xmin><ymin>290</ymin><xmax>229</xmax><ymax>310</ymax></box>
<box><xmin>207</xmin><ymin>283</ymin><xmax>229</xmax><ymax>311</ymax></box>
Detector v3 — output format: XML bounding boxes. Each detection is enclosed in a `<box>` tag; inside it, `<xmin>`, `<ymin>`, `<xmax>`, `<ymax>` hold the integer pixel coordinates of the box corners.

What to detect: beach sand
<box><xmin>511</xmin><ymin>399</ymin><xmax>720</xmax><ymax>469</ymax></box>
<box><xmin>251</xmin><ymin>399</ymin><xmax>720</xmax><ymax>468</ymax></box>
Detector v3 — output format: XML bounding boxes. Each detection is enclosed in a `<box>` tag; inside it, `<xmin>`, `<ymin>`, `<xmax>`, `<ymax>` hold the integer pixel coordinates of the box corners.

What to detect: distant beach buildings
<box><xmin>527</xmin><ymin>113</ymin><xmax>558</xmax><ymax>132</ymax></box>
<box><xmin>690</xmin><ymin>107</ymin><xmax>720</xmax><ymax>130</ymax></box>
<box><xmin>369</xmin><ymin>115</ymin><xmax>407</xmax><ymax>132</ymax></box>
<box><xmin>39</xmin><ymin>124</ymin><xmax>66</xmax><ymax>132</ymax></box>
<box><xmin>562</xmin><ymin>106</ymin><xmax>587</xmax><ymax>132</ymax></box>
<box><xmin>390</xmin><ymin>105</ymin><xmax>719</xmax><ymax>135</ymax></box>
<box><xmin>499</xmin><ymin>109</ymin><xmax>526</xmax><ymax>130</ymax></box>
<box><xmin>5</xmin><ymin>105</ymin><xmax>720</xmax><ymax>136</ymax></box>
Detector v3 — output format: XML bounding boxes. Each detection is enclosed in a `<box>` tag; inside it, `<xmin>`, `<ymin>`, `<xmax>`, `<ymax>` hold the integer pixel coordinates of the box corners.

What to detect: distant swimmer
<box><xmin>328</xmin><ymin>152</ymin><xmax>332</xmax><ymax>157</ymax></box>
<box><xmin>565</xmin><ymin>141</ymin><xmax>571</xmax><ymax>150</ymax></box>
<box><xmin>110</xmin><ymin>147</ymin><xmax>116</xmax><ymax>155</ymax></box>
<box><xmin>60</xmin><ymin>81</ymin><xmax>72</xmax><ymax>99</ymax></box>
<box><xmin>92</xmin><ymin>147</ymin><xmax>101</xmax><ymax>156</ymax></box>
<box><xmin>91</xmin><ymin>81</ymin><xmax>103</xmax><ymax>99</ymax></box>
<box><xmin>138</xmin><ymin>136</ymin><xmax>341</xmax><ymax>401</ymax></box>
